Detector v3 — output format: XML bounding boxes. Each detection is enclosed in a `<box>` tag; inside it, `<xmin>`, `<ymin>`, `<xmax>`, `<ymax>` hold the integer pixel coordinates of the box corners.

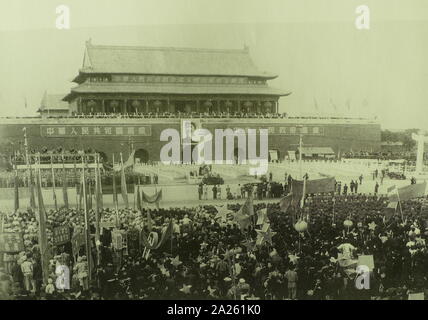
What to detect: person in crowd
<box><xmin>212</xmin><ymin>185</ymin><xmax>218</xmax><ymax>200</ymax></box>
<box><xmin>226</xmin><ymin>185</ymin><xmax>231</xmax><ymax>199</ymax></box>
<box><xmin>343</xmin><ymin>184</ymin><xmax>348</xmax><ymax>195</ymax></box>
<box><xmin>217</xmin><ymin>185</ymin><xmax>222</xmax><ymax>200</ymax></box>
<box><xmin>20</xmin><ymin>255</ymin><xmax>34</xmax><ymax>294</ymax></box>
<box><xmin>198</xmin><ymin>183</ymin><xmax>203</xmax><ymax>201</ymax></box>
<box><xmin>203</xmin><ymin>184</ymin><xmax>208</xmax><ymax>200</ymax></box>
<box><xmin>350</xmin><ymin>181</ymin><xmax>355</xmax><ymax>193</ymax></box>
<box><xmin>45</xmin><ymin>278</ymin><xmax>55</xmax><ymax>299</ymax></box>
<box><xmin>374</xmin><ymin>182</ymin><xmax>379</xmax><ymax>195</ymax></box>
<box><xmin>285</xmin><ymin>267</ymin><xmax>298</xmax><ymax>300</ymax></box>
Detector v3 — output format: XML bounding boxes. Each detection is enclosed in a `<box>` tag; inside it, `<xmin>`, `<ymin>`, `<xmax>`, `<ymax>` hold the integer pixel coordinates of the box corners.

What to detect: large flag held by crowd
<box><xmin>280</xmin><ymin>176</ymin><xmax>336</xmax><ymax>213</ymax></box>
<box><xmin>388</xmin><ymin>182</ymin><xmax>427</xmax><ymax>203</ymax></box>
<box><xmin>234</xmin><ymin>196</ymin><xmax>254</xmax><ymax>231</ymax></box>
<box><xmin>291</xmin><ymin>176</ymin><xmax>336</xmax><ymax>197</ymax></box>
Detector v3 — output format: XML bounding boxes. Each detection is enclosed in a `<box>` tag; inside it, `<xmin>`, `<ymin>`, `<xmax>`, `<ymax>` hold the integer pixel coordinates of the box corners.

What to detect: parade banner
<box><xmin>112</xmin><ymin>230</ymin><xmax>124</xmax><ymax>250</ymax></box>
<box><xmin>141</xmin><ymin>189</ymin><xmax>163</xmax><ymax>205</ymax></box>
<box><xmin>100</xmin><ymin>221</ymin><xmax>116</xmax><ymax>229</ymax></box>
<box><xmin>53</xmin><ymin>226</ymin><xmax>71</xmax><ymax>246</ymax></box>
<box><xmin>71</xmin><ymin>232</ymin><xmax>86</xmax><ymax>257</ymax></box>
<box><xmin>0</xmin><ymin>232</ymin><xmax>24</xmax><ymax>253</ymax></box>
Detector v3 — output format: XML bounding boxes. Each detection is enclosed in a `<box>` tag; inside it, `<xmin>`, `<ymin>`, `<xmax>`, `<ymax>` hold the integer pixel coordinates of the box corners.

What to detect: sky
<box><xmin>0</xmin><ymin>0</ymin><xmax>427</xmax><ymax>130</ymax></box>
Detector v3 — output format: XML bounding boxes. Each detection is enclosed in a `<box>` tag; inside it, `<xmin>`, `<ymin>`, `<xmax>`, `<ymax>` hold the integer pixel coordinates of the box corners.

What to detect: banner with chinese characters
<box><xmin>53</xmin><ymin>226</ymin><xmax>71</xmax><ymax>246</ymax></box>
<box><xmin>0</xmin><ymin>233</ymin><xmax>24</xmax><ymax>253</ymax></box>
<box><xmin>41</xmin><ymin>125</ymin><xmax>152</xmax><ymax>137</ymax></box>
<box><xmin>204</xmin><ymin>123</ymin><xmax>324</xmax><ymax>136</ymax></box>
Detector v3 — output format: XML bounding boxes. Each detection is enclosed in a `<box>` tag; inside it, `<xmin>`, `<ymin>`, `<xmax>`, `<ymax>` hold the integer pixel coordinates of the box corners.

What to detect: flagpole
<box><xmin>37</xmin><ymin>153</ymin><xmax>42</xmax><ymax>197</ymax></box>
<box><xmin>299</xmin><ymin>174</ymin><xmax>307</xmax><ymax>220</ymax></box>
<box><xmin>50</xmin><ymin>156</ymin><xmax>58</xmax><ymax>210</ymax></box>
<box><xmin>81</xmin><ymin>155</ymin><xmax>92</xmax><ymax>284</ymax></box>
<box><xmin>112</xmin><ymin>154</ymin><xmax>120</xmax><ymax>227</ymax></box>
<box><xmin>13</xmin><ymin>150</ymin><xmax>19</xmax><ymax>213</ymax></box>
<box><xmin>61</xmin><ymin>152</ymin><xmax>69</xmax><ymax>209</ymax></box>
<box><xmin>36</xmin><ymin>153</ymin><xmax>49</xmax><ymax>285</ymax></box>
<box><xmin>94</xmin><ymin>154</ymin><xmax>101</xmax><ymax>266</ymax></box>
<box><xmin>299</xmin><ymin>132</ymin><xmax>303</xmax><ymax>178</ymax></box>
<box><xmin>23</xmin><ymin>127</ymin><xmax>35</xmax><ymax>209</ymax></box>
<box><xmin>73</xmin><ymin>158</ymin><xmax>79</xmax><ymax>210</ymax></box>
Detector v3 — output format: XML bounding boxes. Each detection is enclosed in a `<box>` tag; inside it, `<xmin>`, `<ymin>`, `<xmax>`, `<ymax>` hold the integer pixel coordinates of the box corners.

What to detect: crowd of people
<box><xmin>1</xmin><ymin>187</ymin><xmax>428</xmax><ymax>300</ymax></box>
<box><xmin>343</xmin><ymin>151</ymin><xmax>417</xmax><ymax>162</ymax></box>
<box><xmin>41</xmin><ymin>112</ymin><xmax>289</xmax><ymax>120</ymax></box>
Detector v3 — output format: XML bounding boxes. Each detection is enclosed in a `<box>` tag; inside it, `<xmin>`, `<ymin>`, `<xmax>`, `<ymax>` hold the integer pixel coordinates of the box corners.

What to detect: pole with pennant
<box><xmin>81</xmin><ymin>155</ymin><xmax>92</xmax><ymax>283</ymax></box>
<box><xmin>396</xmin><ymin>188</ymin><xmax>405</xmax><ymax>223</ymax></box>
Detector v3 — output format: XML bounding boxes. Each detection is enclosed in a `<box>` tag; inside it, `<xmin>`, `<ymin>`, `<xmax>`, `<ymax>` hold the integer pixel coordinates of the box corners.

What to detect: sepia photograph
<box><xmin>0</xmin><ymin>0</ymin><xmax>428</xmax><ymax>308</ymax></box>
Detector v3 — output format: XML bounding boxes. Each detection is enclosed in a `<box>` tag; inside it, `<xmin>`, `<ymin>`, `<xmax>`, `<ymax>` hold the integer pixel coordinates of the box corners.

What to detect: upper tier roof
<box><xmin>76</xmin><ymin>40</ymin><xmax>277</xmax><ymax>81</ymax></box>
<box><xmin>39</xmin><ymin>93</ymin><xmax>69</xmax><ymax>111</ymax></box>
